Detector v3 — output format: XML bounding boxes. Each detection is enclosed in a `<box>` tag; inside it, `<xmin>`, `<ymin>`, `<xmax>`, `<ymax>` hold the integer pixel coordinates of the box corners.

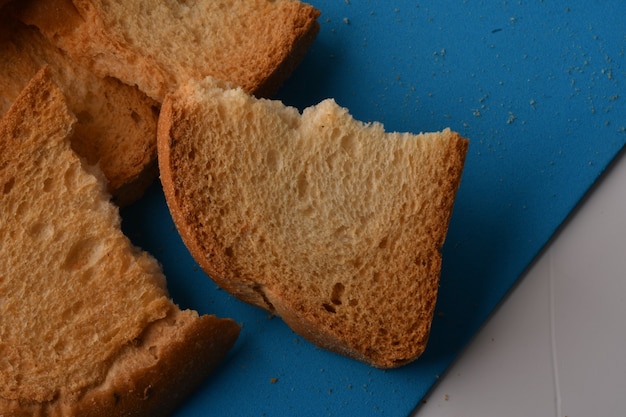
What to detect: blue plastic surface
<box><xmin>120</xmin><ymin>1</ymin><xmax>626</xmax><ymax>416</ymax></box>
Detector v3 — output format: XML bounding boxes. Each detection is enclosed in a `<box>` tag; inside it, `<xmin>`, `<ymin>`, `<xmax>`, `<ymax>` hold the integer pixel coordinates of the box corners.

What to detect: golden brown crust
<box><xmin>70</xmin><ymin>313</ymin><xmax>240</xmax><ymax>417</ymax></box>
<box><xmin>0</xmin><ymin>312</ymin><xmax>240</xmax><ymax>417</ymax></box>
<box><xmin>158</xmin><ymin>95</ymin><xmax>270</xmax><ymax>310</ymax></box>
<box><xmin>157</xmin><ymin>97</ymin><xmax>206</xmax><ymax>272</ymax></box>
<box><xmin>158</xmin><ymin>97</ymin><xmax>262</xmax><ymax>307</ymax></box>
<box><xmin>250</xmin><ymin>4</ymin><xmax>320</xmax><ymax>98</ymax></box>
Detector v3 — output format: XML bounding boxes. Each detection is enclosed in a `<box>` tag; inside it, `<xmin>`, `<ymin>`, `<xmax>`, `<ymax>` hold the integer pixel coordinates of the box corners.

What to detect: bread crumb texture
<box><xmin>158</xmin><ymin>78</ymin><xmax>468</xmax><ymax>368</ymax></box>
<box><xmin>0</xmin><ymin>70</ymin><xmax>172</xmax><ymax>408</ymax></box>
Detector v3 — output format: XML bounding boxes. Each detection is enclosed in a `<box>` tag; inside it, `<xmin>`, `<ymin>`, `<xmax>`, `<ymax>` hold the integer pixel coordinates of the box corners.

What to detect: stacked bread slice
<box><xmin>0</xmin><ymin>69</ymin><xmax>240</xmax><ymax>416</ymax></box>
<box><xmin>2</xmin><ymin>1</ymin><xmax>469</xmax><ymax>415</ymax></box>
<box><xmin>0</xmin><ymin>14</ymin><xmax>159</xmax><ymax>206</ymax></box>
<box><xmin>1</xmin><ymin>0</ymin><xmax>321</xmax><ymax>414</ymax></box>
<box><xmin>14</xmin><ymin>0</ymin><xmax>321</xmax><ymax>101</ymax></box>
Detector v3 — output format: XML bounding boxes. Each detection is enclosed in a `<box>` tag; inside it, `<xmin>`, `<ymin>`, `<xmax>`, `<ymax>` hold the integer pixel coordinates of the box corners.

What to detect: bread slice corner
<box><xmin>157</xmin><ymin>77</ymin><xmax>468</xmax><ymax>368</ymax></box>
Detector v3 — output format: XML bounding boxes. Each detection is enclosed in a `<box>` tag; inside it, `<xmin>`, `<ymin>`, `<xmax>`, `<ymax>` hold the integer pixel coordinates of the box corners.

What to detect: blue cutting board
<box><xmin>121</xmin><ymin>1</ymin><xmax>626</xmax><ymax>416</ymax></box>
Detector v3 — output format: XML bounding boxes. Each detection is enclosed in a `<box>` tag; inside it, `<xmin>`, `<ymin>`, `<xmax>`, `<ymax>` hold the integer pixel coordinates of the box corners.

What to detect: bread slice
<box><xmin>15</xmin><ymin>0</ymin><xmax>320</xmax><ymax>102</ymax></box>
<box><xmin>0</xmin><ymin>14</ymin><xmax>159</xmax><ymax>206</ymax></box>
<box><xmin>0</xmin><ymin>69</ymin><xmax>240</xmax><ymax>416</ymax></box>
<box><xmin>157</xmin><ymin>78</ymin><xmax>468</xmax><ymax>369</ymax></box>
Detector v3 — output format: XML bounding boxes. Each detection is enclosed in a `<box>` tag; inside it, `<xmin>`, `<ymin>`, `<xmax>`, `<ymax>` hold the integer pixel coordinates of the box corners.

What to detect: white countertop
<box><xmin>413</xmin><ymin>148</ymin><xmax>626</xmax><ymax>417</ymax></box>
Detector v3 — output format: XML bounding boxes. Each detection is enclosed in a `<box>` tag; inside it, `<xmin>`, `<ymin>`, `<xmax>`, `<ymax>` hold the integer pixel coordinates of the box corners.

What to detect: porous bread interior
<box><xmin>17</xmin><ymin>0</ymin><xmax>320</xmax><ymax>102</ymax></box>
<box><xmin>0</xmin><ymin>15</ymin><xmax>159</xmax><ymax>205</ymax></box>
<box><xmin>0</xmin><ymin>70</ymin><xmax>173</xmax><ymax>404</ymax></box>
<box><xmin>159</xmin><ymin>79</ymin><xmax>468</xmax><ymax>368</ymax></box>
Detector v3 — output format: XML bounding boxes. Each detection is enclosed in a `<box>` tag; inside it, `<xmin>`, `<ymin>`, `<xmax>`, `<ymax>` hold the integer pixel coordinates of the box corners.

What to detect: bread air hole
<box><xmin>61</xmin><ymin>300</ymin><xmax>84</xmax><ymax>321</ymax></box>
<box><xmin>297</xmin><ymin>172</ymin><xmax>308</xmax><ymax>198</ymax></box>
<box><xmin>330</xmin><ymin>282</ymin><xmax>345</xmax><ymax>305</ymax></box>
<box><xmin>62</xmin><ymin>238</ymin><xmax>104</xmax><ymax>271</ymax></box>
<box><xmin>340</xmin><ymin>133</ymin><xmax>358</xmax><ymax>157</ymax></box>
<box><xmin>322</xmin><ymin>282</ymin><xmax>346</xmax><ymax>314</ymax></box>
<box><xmin>27</xmin><ymin>222</ymin><xmax>54</xmax><ymax>241</ymax></box>
<box><xmin>266</xmin><ymin>149</ymin><xmax>282</xmax><ymax>171</ymax></box>
<box><xmin>76</xmin><ymin>110</ymin><xmax>94</xmax><ymax>124</ymax></box>
<box><xmin>63</xmin><ymin>163</ymin><xmax>82</xmax><ymax>190</ymax></box>
<box><xmin>2</xmin><ymin>177</ymin><xmax>15</xmax><ymax>194</ymax></box>
<box><xmin>332</xmin><ymin>225</ymin><xmax>348</xmax><ymax>239</ymax></box>
<box><xmin>130</xmin><ymin>110</ymin><xmax>141</xmax><ymax>124</ymax></box>
<box><xmin>43</xmin><ymin>177</ymin><xmax>54</xmax><ymax>192</ymax></box>
<box><xmin>322</xmin><ymin>303</ymin><xmax>336</xmax><ymax>314</ymax></box>
<box><xmin>53</xmin><ymin>339</ymin><xmax>66</xmax><ymax>354</ymax></box>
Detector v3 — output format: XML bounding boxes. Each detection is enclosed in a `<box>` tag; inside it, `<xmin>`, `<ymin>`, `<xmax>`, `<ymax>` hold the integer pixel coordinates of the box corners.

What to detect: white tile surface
<box><xmin>414</xmin><ymin>148</ymin><xmax>626</xmax><ymax>417</ymax></box>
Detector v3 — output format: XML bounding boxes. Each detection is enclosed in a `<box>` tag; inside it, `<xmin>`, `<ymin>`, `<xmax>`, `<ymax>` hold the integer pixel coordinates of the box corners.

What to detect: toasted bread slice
<box><xmin>0</xmin><ymin>14</ymin><xmax>159</xmax><ymax>206</ymax></box>
<box><xmin>15</xmin><ymin>0</ymin><xmax>320</xmax><ymax>102</ymax></box>
<box><xmin>157</xmin><ymin>78</ymin><xmax>468</xmax><ymax>368</ymax></box>
<box><xmin>0</xmin><ymin>69</ymin><xmax>240</xmax><ymax>416</ymax></box>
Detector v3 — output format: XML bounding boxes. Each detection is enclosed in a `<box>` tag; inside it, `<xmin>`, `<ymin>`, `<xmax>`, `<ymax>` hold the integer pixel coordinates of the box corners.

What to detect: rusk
<box><xmin>15</xmin><ymin>0</ymin><xmax>320</xmax><ymax>102</ymax></box>
<box><xmin>0</xmin><ymin>13</ymin><xmax>159</xmax><ymax>206</ymax></box>
<box><xmin>157</xmin><ymin>78</ymin><xmax>468</xmax><ymax>368</ymax></box>
<box><xmin>0</xmin><ymin>69</ymin><xmax>240</xmax><ymax>416</ymax></box>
